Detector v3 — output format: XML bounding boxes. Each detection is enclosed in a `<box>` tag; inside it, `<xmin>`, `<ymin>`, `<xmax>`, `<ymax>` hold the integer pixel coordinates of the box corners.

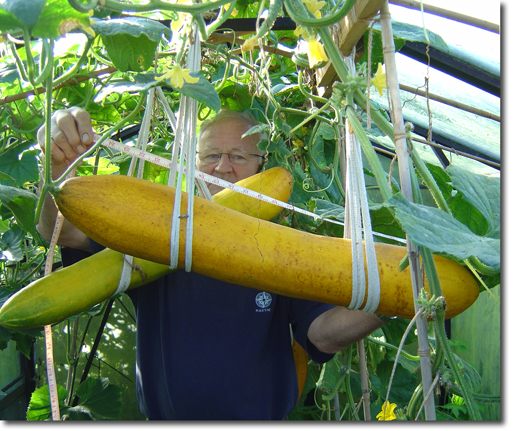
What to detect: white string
<box><xmin>157</xmin><ymin>86</ymin><xmax>178</xmax><ymax>135</ymax></box>
<box><xmin>353</xmin><ymin>130</ymin><xmax>381</xmax><ymax>313</ymax></box>
<box><xmin>114</xmin><ymin>255</ymin><xmax>134</xmax><ymax>295</ymax></box>
<box><xmin>128</xmin><ymin>88</ymin><xmax>155</xmax><ymax>178</ymax></box>
<box><xmin>343</xmin><ymin>56</ymin><xmax>381</xmax><ymax>314</ymax></box>
<box><xmin>121</xmin><ymin>88</ymin><xmax>157</xmax><ymax>293</ymax></box>
<box><xmin>168</xmin><ymin>23</ymin><xmax>201</xmax><ymax>271</ymax></box>
<box><xmin>345</xmin><ymin>126</ymin><xmax>366</xmax><ymax>310</ymax></box>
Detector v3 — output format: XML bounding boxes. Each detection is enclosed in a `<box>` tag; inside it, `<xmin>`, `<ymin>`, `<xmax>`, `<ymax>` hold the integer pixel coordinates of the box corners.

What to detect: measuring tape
<box><xmin>44</xmin><ymin>212</ymin><xmax>66</xmax><ymax>421</ymax></box>
<box><xmin>95</xmin><ymin>134</ymin><xmax>405</xmax><ymax>244</ymax></box>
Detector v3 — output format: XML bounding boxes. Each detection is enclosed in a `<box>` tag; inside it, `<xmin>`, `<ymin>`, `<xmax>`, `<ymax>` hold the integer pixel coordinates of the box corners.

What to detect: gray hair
<box><xmin>197</xmin><ymin>108</ymin><xmax>266</xmax><ymax>157</ymax></box>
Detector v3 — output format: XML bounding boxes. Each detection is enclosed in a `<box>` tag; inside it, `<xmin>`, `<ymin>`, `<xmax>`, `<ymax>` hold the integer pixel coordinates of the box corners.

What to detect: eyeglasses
<box><xmin>196</xmin><ymin>150</ymin><xmax>265</xmax><ymax>166</ymax></box>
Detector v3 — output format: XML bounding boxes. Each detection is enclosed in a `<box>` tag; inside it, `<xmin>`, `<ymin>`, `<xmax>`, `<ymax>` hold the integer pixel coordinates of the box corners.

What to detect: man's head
<box><xmin>196</xmin><ymin>109</ymin><xmax>266</xmax><ymax>195</ymax></box>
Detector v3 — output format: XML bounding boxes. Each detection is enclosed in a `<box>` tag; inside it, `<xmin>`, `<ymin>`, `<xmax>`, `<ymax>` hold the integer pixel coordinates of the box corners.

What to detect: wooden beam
<box><xmin>316</xmin><ymin>0</ymin><xmax>386</xmax><ymax>95</ymax></box>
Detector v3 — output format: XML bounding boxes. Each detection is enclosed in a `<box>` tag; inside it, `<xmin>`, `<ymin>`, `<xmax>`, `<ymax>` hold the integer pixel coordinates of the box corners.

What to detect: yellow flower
<box><xmin>156</xmin><ymin>64</ymin><xmax>199</xmax><ymax>89</ymax></box>
<box><xmin>301</xmin><ymin>0</ymin><xmax>325</xmax><ymax>18</ymax></box>
<box><xmin>371</xmin><ymin>62</ymin><xmax>387</xmax><ymax>96</ymax></box>
<box><xmin>170</xmin><ymin>0</ymin><xmax>192</xmax><ymax>32</ymax></box>
<box><xmin>241</xmin><ymin>35</ymin><xmax>259</xmax><ymax>52</ymax></box>
<box><xmin>223</xmin><ymin>3</ymin><xmax>238</xmax><ymax>16</ymax></box>
<box><xmin>376</xmin><ymin>401</ymin><xmax>397</xmax><ymax>421</ymax></box>
<box><xmin>292</xmin><ymin>139</ymin><xmax>304</xmax><ymax>148</ymax></box>
<box><xmin>294</xmin><ymin>25</ymin><xmax>307</xmax><ymax>38</ymax></box>
<box><xmin>306</xmin><ymin>36</ymin><xmax>328</xmax><ymax>68</ymax></box>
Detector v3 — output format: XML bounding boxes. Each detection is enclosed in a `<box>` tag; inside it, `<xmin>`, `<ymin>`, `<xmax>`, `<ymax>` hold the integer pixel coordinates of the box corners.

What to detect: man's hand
<box><xmin>37</xmin><ymin>107</ymin><xmax>94</xmax><ymax>179</ymax></box>
<box><xmin>36</xmin><ymin>107</ymin><xmax>94</xmax><ymax>252</ymax></box>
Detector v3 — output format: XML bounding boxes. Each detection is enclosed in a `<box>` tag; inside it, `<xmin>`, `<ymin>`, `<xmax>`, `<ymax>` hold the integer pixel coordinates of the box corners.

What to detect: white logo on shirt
<box><xmin>255</xmin><ymin>292</ymin><xmax>272</xmax><ymax>311</ymax></box>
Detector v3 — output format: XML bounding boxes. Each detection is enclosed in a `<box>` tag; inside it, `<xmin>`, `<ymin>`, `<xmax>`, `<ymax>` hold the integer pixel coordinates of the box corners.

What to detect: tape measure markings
<box><xmin>95</xmin><ymin>135</ymin><xmax>406</xmax><ymax>244</ymax></box>
<box><xmin>44</xmin><ymin>212</ymin><xmax>66</xmax><ymax>421</ymax></box>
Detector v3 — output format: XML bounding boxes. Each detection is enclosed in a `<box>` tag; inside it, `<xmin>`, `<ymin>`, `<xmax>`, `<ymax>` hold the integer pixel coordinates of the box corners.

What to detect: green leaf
<box><xmin>315</xmin><ymin>122</ymin><xmax>336</xmax><ymax>140</ymax></box>
<box><xmin>31</xmin><ymin>0</ymin><xmax>92</xmax><ymax>39</ymax></box>
<box><xmin>447</xmin><ymin>165</ymin><xmax>500</xmax><ymax>239</ymax></box>
<box><xmin>310</xmin><ymin>134</ymin><xmax>329</xmax><ymax>170</ymax></box>
<box><xmin>384</xmin><ymin>194</ymin><xmax>500</xmax><ymax>270</ymax></box>
<box><xmin>313</xmin><ymin>199</ymin><xmax>344</xmax><ymax>221</ymax></box>
<box><xmin>0</xmin><ymin>0</ymin><xmax>46</xmax><ymax>33</ymax></box>
<box><xmin>72</xmin><ymin>377</ymin><xmax>122</xmax><ymax>420</ymax></box>
<box><xmin>168</xmin><ymin>71</ymin><xmax>221</xmax><ymax>112</ymax></box>
<box><xmin>95</xmin><ymin>72</ymin><xmax>221</xmax><ymax>113</ymax></box>
<box><xmin>0</xmin><ymin>185</ymin><xmax>47</xmax><ymax>247</ymax></box>
<box><xmin>375</xmin><ymin>20</ymin><xmax>449</xmax><ymax>53</ymax></box>
<box><xmin>0</xmin><ymin>145</ymin><xmax>39</xmax><ymax>187</ymax></box>
<box><xmin>92</xmin><ymin>17</ymin><xmax>171</xmax><ymax>72</ymax></box>
<box><xmin>1</xmin><ymin>225</ymin><xmax>24</xmax><ymax>261</ymax></box>
<box><xmin>0</xmin><ymin>171</ymin><xmax>15</xmax><ymax>182</ymax></box>
<box><xmin>427</xmin><ymin>164</ymin><xmax>489</xmax><ymax>236</ymax></box>
<box><xmin>369</xmin><ymin>204</ymin><xmax>406</xmax><ymax>244</ymax></box>
<box><xmin>27</xmin><ymin>385</ymin><xmax>68</xmax><ymax>421</ymax></box>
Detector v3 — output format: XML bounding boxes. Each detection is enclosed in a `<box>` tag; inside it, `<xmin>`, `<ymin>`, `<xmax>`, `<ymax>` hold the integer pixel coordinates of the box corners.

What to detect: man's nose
<box><xmin>214</xmin><ymin>153</ymin><xmax>233</xmax><ymax>172</ymax></box>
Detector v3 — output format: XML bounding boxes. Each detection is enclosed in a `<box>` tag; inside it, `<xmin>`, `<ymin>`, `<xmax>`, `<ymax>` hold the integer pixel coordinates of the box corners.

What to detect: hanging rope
<box><xmin>168</xmin><ymin>23</ymin><xmax>203</xmax><ymax>272</ymax></box>
<box><xmin>342</xmin><ymin>58</ymin><xmax>381</xmax><ymax>314</ymax></box>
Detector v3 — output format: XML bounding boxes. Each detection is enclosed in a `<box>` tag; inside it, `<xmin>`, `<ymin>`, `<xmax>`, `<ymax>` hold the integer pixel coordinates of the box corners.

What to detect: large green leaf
<box><xmin>92</xmin><ymin>17</ymin><xmax>172</xmax><ymax>72</ymax></box>
<box><xmin>0</xmin><ymin>185</ymin><xmax>46</xmax><ymax>246</ymax></box>
<box><xmin>1</xmin><ymin>225</ymin><xmax>24</xmax><ymax>261</ymax></box>
<box><xmin>68</xmin><ymin>377</ymin><xmax>122</xmax><ymax>420</ymax></box>
<box><xmin>427</xmin><ymin>163</ymin><xmax>489</xmax><ymax>236</ymax></box>
<box><xmin>0</xmin><ymin>145</ymin><xmax>39</xmax><ymax>186</ymax></box>
<box><xmin>31</xmin><ymin>0</ymin><xmax>91</xmax><ymax>39</ymax></box>
<box><xmin>447</xmin><ymin>165</ymin><xmax>500</xmax><ymax>239</ymax></box>
<box><xmin>375</xmin><ymin>20</ymin><xmax>449</xmax><ymax>53</ymax></box>
<box><xmin>27</xmin><ymin>384</ymin><xmax>69</xmax><ymax>421</ymax></box>
<box><xmin>384</xmin><ymin>193</ymin><xmax>500</xmax><ymax>271</ymax></box>
<box><xmin>94</xmin><ymin>71</ymin><xmax>221</xmax><ymax>112</ymax></box>
<box><xmin>0</xmin><ymin>0</ymin><xmax>46</xmax><ymax>33</ymax></box>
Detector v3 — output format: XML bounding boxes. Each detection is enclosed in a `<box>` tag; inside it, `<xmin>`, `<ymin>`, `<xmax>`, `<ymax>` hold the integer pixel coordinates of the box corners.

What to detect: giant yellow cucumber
<box><xmin>52</xmin><ymin>174</ymin><xmax>478</xmax><ymax>320</ymax></box>
<box><xmin>0</xmin><ymin>167</ymin><xmax>293</xmax><ymax>329</ymax></box>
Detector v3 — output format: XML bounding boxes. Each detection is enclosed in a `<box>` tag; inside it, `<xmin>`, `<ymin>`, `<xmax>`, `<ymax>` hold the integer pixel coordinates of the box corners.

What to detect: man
<box><xmin>37</xmin><ymin>107</ymin><xmax>385</xmax><ymax>420</ymax></box>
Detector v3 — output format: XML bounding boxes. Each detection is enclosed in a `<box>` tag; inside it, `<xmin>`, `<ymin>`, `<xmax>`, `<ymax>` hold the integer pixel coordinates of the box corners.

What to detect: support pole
<box><xmin>379</xmin><ymin>1</ymin><xmax>436</xmax><ymax>420</ymax></box>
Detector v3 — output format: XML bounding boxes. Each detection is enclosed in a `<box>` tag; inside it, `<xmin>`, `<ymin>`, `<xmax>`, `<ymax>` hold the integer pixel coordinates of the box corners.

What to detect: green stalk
<box><xmin>34</xmin><ymin>65</ymin><xmax>56</xmax><ymax>226</ymax></box>
<box><xmin>205</xmin><ymin>1</ymin><xmax>237</xmax><ymax>36</ymax></box>
<box><xmin>67</xmin><ymin>0</ymin><xmax>98</xmax><ymax>12</ymax></box>
<box><xmin>284</xmin><ymin>0</ymin><xmax>355</xmax><ymax>28</ymax></box>
<box><xmin>254</xmin><ymin>0</ymin><xmax>285</xmax><ymax>39</ymax></box>
<box><xmin>420</xmin><ymin>248</ymin><xmax>482</xmax><ymax>420</ymax></box>
<box><xmin>298</xmin><ymin>69</ymin><xmax>329</xmax><ymax>104</ymax></box>
<box><xmin>102</xmin><ymin>0</ymin><xmax>233</xmax><ymax>14</ymax></box>
<box><xmin>289</xmin><ymin>102</ymin><xmax>332</xmax><ymax>135</ymax></box>
<box><xmin>8</xmin><ymin>41</ymin><xmax>30</xmax><ymax>82</ymax></box>
<box><xmin>346</xmin><ymin>106</ymin><xmax>392</xmax><ymax>201</ymax></box>
<box><xmin>406</xmin><ymin>383</ymin><xmax>424</xmax><ymax>420</ymax></box>
<box><xmin>409</xmin><ymin>138</ymin><xmax>450</xmax><ymax>213</ymax></box>
<box><xmin>317</xmin><ymin>26</ymin><xmax>350</xmax><ymax>83</ymax></box>
<box><xmin>22</xmin><ymin>29</ymin><xmax>39</xmax><ymax>88</ymax></box>
<box><xmin>33</xmin><ymin>39</ymin><xmax>55</xmax><ymax>87</ymax></box>
<box><xmin>53</xmin><ymin>38</ymin><xmax>94</xmax><ymax>87</ymax></box>
<box><xmin>365</xmin><ymin>336</ymin><xmax>422</xmax><ymax>362</ymax></box>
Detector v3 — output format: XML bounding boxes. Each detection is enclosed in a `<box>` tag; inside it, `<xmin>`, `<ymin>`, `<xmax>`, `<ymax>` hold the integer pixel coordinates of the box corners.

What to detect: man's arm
<box><xmin>307</xmin><ymin>307</ymin><xmax>386</xmax><ymax>354</ymax></box>
<box><xmin>36</xmin><ymin>107</ymin><xmax>95</xmax><ymax>252</ymax></box>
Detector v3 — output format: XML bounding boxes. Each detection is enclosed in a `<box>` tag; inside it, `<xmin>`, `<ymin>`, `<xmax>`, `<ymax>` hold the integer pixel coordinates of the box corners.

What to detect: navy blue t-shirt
<box><xmin>91</xmin><ymin>241</ymin><xmax>335</xmax><ymax>420</ymax></box>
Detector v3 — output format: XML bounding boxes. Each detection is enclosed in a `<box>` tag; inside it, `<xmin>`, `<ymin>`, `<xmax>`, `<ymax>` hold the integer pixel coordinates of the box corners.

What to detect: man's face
<box><xmin>196</xmin><ymin>118</ymin><xmax>262</xmax><ymax>195</ymax></box>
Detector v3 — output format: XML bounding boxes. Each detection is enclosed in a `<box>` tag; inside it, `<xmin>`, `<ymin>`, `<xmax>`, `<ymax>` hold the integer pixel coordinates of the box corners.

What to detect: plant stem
<box><xmin>345</xmin><ymin>106</ymin><xmax>392</xmax><ymax>201</ymax></box>
<box><xmin>34</xmin><ymin>66</ymin><xmax>56</xmax><ymax>226</ymax></box>
<box><xmin>284</xmin><ymin>0</ymin><xmax>356</xmax><ymax>28</ymax></box>
<box><xmin>421</xmin><ymin>249</ymin><xmax>482</xmax><ymax>420</ymax></box>
<box><xmin>102</xmin><ymin>0</ymin><xmax>233</xmax><ymax>14</ymax></box>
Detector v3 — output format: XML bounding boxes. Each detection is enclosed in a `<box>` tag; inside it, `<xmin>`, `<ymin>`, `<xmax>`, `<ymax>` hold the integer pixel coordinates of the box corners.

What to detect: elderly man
<box><xmin>37</xmin><ymin>107</ymin><xmax>385</xmax><ymax>420</ymax></box>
